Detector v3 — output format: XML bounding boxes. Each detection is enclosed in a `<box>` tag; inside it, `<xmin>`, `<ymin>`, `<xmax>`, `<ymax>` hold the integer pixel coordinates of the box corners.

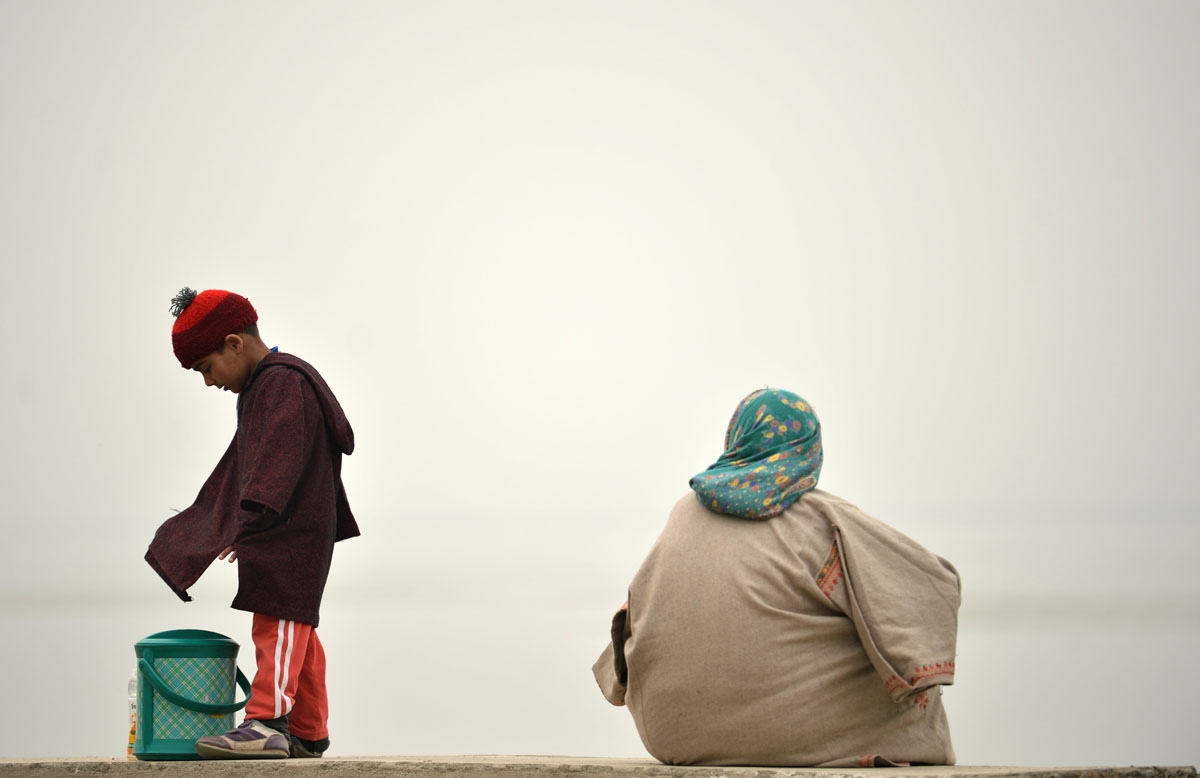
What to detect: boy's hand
<box><xmin>219</xmin><ymin>546</ymin><xmax>238</xmax><ymax>563</ymax></box>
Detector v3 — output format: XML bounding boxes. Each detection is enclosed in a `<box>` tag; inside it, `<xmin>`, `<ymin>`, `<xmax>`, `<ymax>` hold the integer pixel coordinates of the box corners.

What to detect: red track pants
<box><xmin>245</xmin><ymin>614</ymin><xmax>329</xmax><ymax>740</ymax></box>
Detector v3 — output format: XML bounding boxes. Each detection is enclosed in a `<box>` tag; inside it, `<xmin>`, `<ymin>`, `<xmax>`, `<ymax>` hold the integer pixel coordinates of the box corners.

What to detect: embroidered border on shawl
<box><xmin>911</xmin><ymin>660</ymin><xmax>955</xmax><ymax>684</ymax></box>
<box><xmin>885</xmin><ymin>674</ymin><xmax>910</xmax><ymax>696</ymax></box>
<box><xmin>816</xmin><ymin>542</ymin><xmax>843</xmax><ymax>597</ymax></box>
<box><xmin>886</xmin><ymin>661</ymin><xmax>956</xmax><ymax>705</ymax></box>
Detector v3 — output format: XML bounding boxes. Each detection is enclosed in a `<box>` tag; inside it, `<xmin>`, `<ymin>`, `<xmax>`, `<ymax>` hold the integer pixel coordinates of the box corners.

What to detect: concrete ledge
<box><xmin>0</xmin><ymin>757</ymin><xmax>1194</xmax><ymax>778</ymax></box>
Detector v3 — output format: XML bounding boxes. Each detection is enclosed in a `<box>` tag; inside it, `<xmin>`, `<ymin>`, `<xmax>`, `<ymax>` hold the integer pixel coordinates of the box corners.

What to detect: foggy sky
<box><xmin>1</xmin><ymin>1</ymin><xmax>1197</xmax><ymax>766</ymax></box>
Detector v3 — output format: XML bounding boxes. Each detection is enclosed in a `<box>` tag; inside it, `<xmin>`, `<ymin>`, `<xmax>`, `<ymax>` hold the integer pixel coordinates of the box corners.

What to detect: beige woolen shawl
<box><xmin>593</xmin><ymin>489</ymin><xmax>961</xmax><ymax>767</ymax></box>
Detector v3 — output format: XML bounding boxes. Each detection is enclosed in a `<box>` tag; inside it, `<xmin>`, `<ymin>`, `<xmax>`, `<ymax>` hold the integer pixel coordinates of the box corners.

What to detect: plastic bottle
<box><xmin>126</xmin><ymin>668</ymin><xmax>138</xmax><ymax>760</ymax></box>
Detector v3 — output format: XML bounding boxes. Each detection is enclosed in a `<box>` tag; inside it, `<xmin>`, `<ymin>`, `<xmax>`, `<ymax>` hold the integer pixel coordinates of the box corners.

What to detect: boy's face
<box><xmin>190</xmin><ymin>335</ymin><xmax>253</xmax><ymax>393</ymax></box>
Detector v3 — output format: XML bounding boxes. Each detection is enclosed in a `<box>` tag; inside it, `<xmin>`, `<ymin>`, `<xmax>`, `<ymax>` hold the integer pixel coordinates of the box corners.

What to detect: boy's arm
<box><xmin>238</xmin><ymin>369</ymin><xmax>318</xmax><ymax>521</ymax></box>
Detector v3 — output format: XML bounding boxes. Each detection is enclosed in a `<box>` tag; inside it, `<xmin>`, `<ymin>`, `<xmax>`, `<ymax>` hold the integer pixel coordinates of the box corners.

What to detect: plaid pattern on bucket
<box><xmin>146</xmin><ymin>656</ymin><xmax>236</xmax><ymax>738</ymax></box>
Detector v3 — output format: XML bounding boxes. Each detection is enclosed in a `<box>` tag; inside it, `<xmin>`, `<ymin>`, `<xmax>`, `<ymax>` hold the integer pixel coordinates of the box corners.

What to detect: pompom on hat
<box><xmin>169</xmin><ymin>287</ymin><xmax>258</xmax><ymax>368</ymax></box>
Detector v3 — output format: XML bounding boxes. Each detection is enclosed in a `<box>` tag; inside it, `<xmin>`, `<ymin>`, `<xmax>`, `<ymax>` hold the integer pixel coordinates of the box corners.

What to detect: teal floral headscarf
<box><xmin>689</xmin><ymin>388</ymin><xmax>823</xmax><ymax>520</ymax></box>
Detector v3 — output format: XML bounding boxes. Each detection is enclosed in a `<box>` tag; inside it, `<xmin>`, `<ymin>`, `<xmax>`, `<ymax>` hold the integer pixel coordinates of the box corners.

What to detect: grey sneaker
<box><xmin>195</xmin><ymin>720</ymin><xmax>289</xmax><ymax>760</ymax></box>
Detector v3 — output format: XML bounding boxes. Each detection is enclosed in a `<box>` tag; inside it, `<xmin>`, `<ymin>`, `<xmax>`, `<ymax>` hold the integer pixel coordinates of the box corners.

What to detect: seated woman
<box><xmin>593</xmin><ymin>388</ymin><xmax>961</xmax><ymax>767</ymax></box>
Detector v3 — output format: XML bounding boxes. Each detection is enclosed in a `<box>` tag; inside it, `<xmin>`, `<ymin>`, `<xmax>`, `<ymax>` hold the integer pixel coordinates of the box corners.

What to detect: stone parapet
<box><xmin>0</xmin><ymin>758</ymin><xmax>1194</xmax><ymax>778</ymax></box>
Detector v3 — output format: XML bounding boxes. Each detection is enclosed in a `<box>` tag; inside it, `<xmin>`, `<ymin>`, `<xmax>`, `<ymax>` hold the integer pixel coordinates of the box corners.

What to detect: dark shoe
<box><xmin>195</xmin><ymin>720</ymin><xmax>289</xmax><ymax>760</ymax></box>
<box><xmin>289</xmin><ymin>734</ymin><xmax>330</xmax><ymax>758</ymax></box>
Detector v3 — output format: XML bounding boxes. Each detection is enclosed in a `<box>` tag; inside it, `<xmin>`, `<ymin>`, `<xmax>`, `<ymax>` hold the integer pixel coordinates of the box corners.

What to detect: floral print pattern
<box><xmin>689</xmin><ymin>388</ymin><xmax>823</xmax><ymax>520</ymax></box>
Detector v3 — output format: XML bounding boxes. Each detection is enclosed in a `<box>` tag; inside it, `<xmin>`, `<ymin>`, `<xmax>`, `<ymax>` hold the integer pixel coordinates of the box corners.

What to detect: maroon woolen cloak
<box><xmin>146</xmin><ymin>352</ymin><xmax>359</xmax><ymax>626</ymax></box>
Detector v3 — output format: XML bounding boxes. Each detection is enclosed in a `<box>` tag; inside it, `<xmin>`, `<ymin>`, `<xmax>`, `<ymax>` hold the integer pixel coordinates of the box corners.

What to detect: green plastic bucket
<box><xmin>132</xmin><ymin>629</ymin><xmax>251</xmax><ymax>761</ymax></box>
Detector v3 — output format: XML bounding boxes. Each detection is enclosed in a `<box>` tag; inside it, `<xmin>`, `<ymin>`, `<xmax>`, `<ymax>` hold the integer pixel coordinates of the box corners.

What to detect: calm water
<box><xmin>3</xmin><ymin>507</ymin><xmax>1197</xmax><ymax>766</ymax></box>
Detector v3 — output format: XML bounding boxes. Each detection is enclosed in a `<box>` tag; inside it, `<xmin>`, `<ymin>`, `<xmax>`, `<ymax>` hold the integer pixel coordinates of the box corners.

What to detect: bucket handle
<box><xmin>138</xmin><ymin>658</ymin><xmax>251</xmax><ymax>716</ymax></box>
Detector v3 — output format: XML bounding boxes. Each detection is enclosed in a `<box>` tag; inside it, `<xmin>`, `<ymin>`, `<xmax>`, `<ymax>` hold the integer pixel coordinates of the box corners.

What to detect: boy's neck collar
<box><xmin>246</xmin><ymin>346</ymin><xmax>280</xmax><ymax>387</ymax></box>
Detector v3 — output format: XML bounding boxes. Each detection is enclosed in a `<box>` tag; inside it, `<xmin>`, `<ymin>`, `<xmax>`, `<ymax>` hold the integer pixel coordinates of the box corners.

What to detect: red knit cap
<box><xmin>169</xmin><ymin>287</ymin><xmax>259</xmax><ymax>368</ymax></box>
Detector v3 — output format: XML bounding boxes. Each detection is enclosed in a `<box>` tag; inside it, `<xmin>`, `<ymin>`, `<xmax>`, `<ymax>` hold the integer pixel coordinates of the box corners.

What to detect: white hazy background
<box><xmin>2</xmin><ymin>0</ymin><xmax>1197</xmax><ymax>766</ymax></box>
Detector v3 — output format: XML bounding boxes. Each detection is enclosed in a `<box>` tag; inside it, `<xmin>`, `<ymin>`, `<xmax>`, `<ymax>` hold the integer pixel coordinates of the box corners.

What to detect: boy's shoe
<box><xmin>289</xmin><ymin>734</ymin><xmax>331</xmax><ymax>758</ymax></box>
<box><xmin>194</xmin><ymin>720</ymin><xmax>290</xmax><ymax>760</ymax></box>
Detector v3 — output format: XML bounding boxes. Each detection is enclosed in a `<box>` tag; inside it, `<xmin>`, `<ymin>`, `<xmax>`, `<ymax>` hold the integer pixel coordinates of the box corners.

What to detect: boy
<box><xmin>145</xmin><ymin>287</ymin><xmax>359</xmax><ymax>760</ymax></box>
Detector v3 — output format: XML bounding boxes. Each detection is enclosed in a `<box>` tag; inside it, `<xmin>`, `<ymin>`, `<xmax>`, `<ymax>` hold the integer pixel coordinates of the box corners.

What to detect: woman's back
<box><xmin>594</xmin><ymin>389</ymin><xmax>959</xmax><ymax>766</ymax></box>
<box><xmin>604</xmin><ymin>489</ymin><xmax>957</xmax><ymax>767</ymax></box>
